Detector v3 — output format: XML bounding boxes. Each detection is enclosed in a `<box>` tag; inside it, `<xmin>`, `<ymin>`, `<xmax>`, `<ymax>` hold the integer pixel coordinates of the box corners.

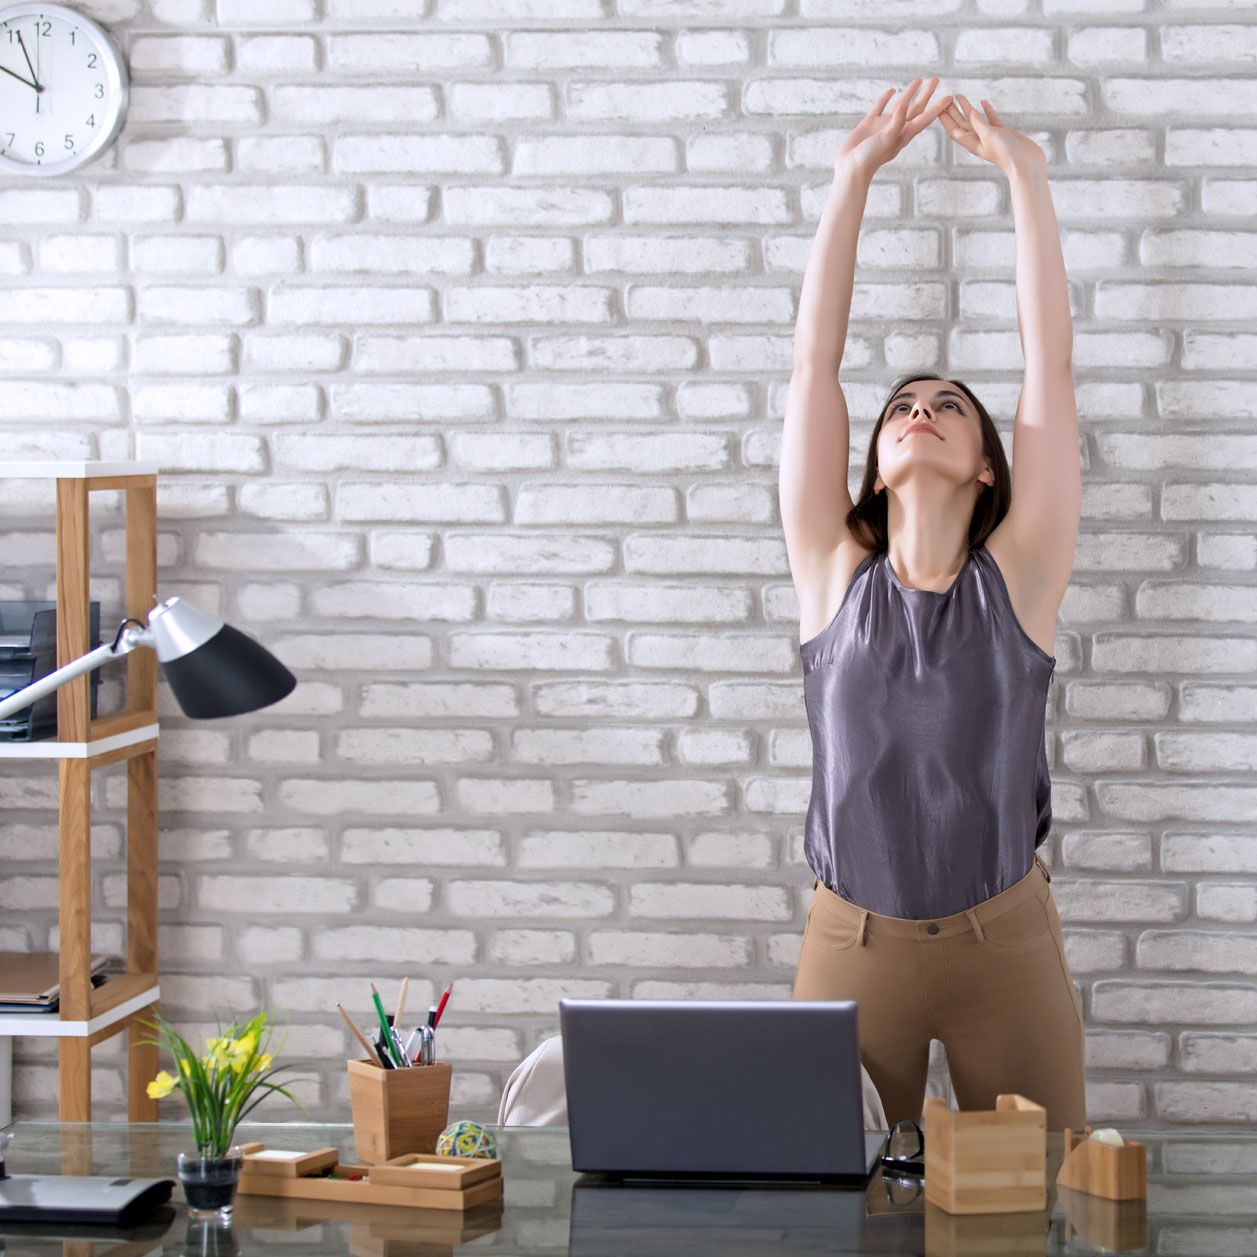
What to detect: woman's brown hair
<box><xmin>845</xmin><ymin>371</ymin><xmax>1011</xmax><ymax>553</ymax></box>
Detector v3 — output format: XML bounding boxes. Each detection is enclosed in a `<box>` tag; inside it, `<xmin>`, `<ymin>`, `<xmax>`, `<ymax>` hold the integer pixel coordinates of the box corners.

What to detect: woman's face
<box><xmin>873</xmin><ymin>379</ymin><xmax>990</xmax><ymax>495</ymax></box>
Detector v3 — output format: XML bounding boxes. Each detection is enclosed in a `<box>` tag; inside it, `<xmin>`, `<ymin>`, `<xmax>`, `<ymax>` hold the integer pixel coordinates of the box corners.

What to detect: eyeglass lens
<box><xmin>887</xmin><ymin>1120</ymin><xmax>922</xmax><ymax>1159</ymax></box>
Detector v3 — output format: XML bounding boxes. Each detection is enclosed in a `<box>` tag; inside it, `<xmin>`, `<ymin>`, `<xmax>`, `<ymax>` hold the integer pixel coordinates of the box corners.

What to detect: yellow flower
<box><xmin>146</xmin><ymin>1070</ymin><xmax>178</xmax><ymax>1100</ymax></box>
<box><xmin>180</xmin><ymin>1058</ymin><xmax>192</xmax><ymax>1077</ymax></box>
<box><xmin>227</xmin><ymin>1033</ymin><xmax>258</xmax><ymax>1073</ymax></box>
<box><xmin>258</xmin><ymin>1053</ymin><xmax>273</xmax><ymax>1072</ymax></box>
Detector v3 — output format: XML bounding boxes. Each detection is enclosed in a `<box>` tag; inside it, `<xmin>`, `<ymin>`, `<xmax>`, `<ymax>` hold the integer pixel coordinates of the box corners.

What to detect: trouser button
<box><xmin>926</xmin><ymin>922</ymin><xmax>939</xmax><ymax>935</ymax></box>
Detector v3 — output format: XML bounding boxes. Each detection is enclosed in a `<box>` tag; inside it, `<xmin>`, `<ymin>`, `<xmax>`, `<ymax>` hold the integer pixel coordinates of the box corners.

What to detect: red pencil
<box><xmin>433</xmin><ymin>982</ymin><xmax>453</xmax><ymax>1028</ymax></box>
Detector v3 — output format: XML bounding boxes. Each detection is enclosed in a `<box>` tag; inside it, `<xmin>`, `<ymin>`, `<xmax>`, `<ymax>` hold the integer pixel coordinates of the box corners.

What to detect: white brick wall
<box><xmin>0</xmin><ymin>6</ymin><xmax>1254</xmax><ymax>1130</ymax></box>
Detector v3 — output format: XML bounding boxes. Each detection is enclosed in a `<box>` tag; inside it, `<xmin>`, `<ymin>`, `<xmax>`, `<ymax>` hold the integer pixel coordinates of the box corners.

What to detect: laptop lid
<box><xmin>560</xmin><ymin>998</ymin><xmax>884</xmax><ymax>1181</ymax></box>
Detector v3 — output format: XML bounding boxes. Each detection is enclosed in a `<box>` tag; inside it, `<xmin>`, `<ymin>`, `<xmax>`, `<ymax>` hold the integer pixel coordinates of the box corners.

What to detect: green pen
<box><xmin>370</xmin><ymin>983</ymin><xmax>403</xmax><ymax>1066</ymax></box>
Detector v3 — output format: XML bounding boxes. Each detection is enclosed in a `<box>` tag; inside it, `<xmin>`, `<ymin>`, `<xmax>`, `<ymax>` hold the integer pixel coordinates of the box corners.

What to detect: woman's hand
<box><xmin>938</xmin><ymin>94</ymin><xmax>1046</xmax><ymax>177</ymax></box>
<box><xmin>834</xmin><ymin>77</ymin><xmax>953</xmax><ymax>181</ymax></box>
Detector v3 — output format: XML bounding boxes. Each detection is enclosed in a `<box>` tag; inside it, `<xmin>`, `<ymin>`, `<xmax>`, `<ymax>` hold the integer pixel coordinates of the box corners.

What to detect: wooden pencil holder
<box><xmin>347</xmin><ymin>1058</ymin><xmax>452</xmax><ymax>1164</ymax></box>
<box><xmin>1057</xmin><ymin>1125</ymin><xmax>1147</xmax><ymax>1201</ymax></box>
<box><xmin>923</xmin><ymin>1093</ymin><xmax>1047</xmax><ymax>1215</ymax></box>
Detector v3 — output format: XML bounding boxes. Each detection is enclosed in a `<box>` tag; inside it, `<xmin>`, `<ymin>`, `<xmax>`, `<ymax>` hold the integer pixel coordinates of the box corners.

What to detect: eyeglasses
<box><xmin>879</xmin><ymin>1118</ymin><xmax>924</xmax><ymax>1177</ymax></box>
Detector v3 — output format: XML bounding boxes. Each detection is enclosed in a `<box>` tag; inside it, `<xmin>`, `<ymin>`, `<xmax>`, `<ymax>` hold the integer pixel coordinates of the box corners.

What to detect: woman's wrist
<box><xmin>832</xmin><ymin>157</ymin><xmax>874</xmax><ymax>191</ymax></box>
<box><xmin>1002</xmin><ymin>153</ymin><xmax>1048</xmax><ymax>186</ymax></box>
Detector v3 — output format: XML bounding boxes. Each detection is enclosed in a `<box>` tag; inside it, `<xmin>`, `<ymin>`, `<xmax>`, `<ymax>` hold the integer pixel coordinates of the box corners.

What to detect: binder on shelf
<box><xmin>0</xmin><ymin>601</ymin><xmax>103</xmax><ymax>741</ymax></box>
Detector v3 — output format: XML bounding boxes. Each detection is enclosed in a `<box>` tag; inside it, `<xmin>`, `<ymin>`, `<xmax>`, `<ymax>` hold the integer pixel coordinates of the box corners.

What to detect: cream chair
<box><xmin>497</xmin><ymin>1033</ymin><xmax>895</xmax><ymax>1131</ymax></box>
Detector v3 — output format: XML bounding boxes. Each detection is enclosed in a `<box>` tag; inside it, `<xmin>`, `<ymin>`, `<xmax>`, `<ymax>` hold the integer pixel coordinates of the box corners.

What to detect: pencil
<box><xmin>433</xmin><ymin>981</ymin><xmax>452</xmax><ymax>1028</ymax></box>
<box><xmin>393</xmin><ymin>975</ymin><xmax>409</xmax><ymax>1029</ymax></box>
<box><xmin>370</xmin><ymin>982</ymin><xmax>403</xmax><ymax>1066</ymax></box>
<box><xmin>337</xmin><ymin>1003</ymin><xmax>377</xmax><ymax>1062</ymax></box>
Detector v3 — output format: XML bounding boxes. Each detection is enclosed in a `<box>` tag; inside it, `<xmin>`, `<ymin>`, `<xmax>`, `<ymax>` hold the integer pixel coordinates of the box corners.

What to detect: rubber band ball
<box><xmin>436</xmin><ymin>1119</ymin><xmax>498</xmax><ymax>1159</ymax></box>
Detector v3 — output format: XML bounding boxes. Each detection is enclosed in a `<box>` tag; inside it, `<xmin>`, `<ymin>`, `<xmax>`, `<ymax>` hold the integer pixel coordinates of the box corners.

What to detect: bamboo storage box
<box><xmin>347</xmin><ymin>1058</ymin><xmax>452</xmax><ymax>1164</ymax></box>
<box><xmin>923</xmin><ymin>1093</ymin><xmax>1047</xmax><ymax>1215</ymax></box>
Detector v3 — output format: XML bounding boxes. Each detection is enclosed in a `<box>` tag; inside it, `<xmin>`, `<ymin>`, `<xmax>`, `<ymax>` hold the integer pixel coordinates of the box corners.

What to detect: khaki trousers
<box><xmin>791</xmin><ymin>852</ymin><xmax>1087</xmax><ymax>1132</ymax></box>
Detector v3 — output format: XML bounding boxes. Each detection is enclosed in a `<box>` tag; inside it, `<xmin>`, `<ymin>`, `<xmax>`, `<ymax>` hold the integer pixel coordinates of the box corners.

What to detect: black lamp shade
<box><xmin>160</xmin><ymin>622</ymin><xmax>296</xmax><ymax>719</ymax></box>
<box><xmin>146</xmin><ymin>596</ymin><xmax>296</xmax><ymax>719</ymax></box>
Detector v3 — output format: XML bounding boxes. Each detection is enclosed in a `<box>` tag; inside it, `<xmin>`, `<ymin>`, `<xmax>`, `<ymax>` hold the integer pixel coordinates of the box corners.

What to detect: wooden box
<box><xmin>923</xmin><ymin>1094</ymin><xmax>1047</xmax><ymax>1215</ymax></box>
<box><xmin>347</xmin><ymin>1058</ymin><xmax>452</xmax><ymax>1164</ymax></box>
<box><xmin>1057</xmin><ymin>1125</ymin><xmax>1147</xmax><ymax>1200</ymax></box>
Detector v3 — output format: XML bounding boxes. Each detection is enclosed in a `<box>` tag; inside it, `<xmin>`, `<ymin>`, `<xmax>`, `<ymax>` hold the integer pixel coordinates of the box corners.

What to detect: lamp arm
<box><xmin>0</xmin><ymin>623</ymin><xmax>152</xmax><ymax>721</ymax></box>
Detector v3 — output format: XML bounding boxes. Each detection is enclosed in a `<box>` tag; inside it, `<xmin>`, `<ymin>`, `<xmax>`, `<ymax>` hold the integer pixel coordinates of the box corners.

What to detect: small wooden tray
<box><xmin>238</xmin><ymin>1142</ymin><xmax>339</xmax><ymax>1178</ymax></box>
<box><xmin>238</xmin><ymin>1142</ymin><xmax>503</xmax><ymax>1213</ymax></box>
<box><xmin>371</xmin><ymin>1151</ymin><xmax>501</xmax><ymax>1190</ymax></box>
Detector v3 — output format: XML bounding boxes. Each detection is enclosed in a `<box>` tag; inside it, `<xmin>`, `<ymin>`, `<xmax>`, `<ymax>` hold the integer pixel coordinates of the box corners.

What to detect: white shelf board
<box><xmin>0</xmin><ymin>722</ymin><xmax>159</xmax><ymax>759</ymax></box>
<box><xmin>0</xmin><ymin>460</ymin><xmax>159</xmax><ymax>479</ymax></box>
<box><xmin>0</xmin><ymin>983</ymin><xmax>160</xmax><ymax>1038</ymax></box>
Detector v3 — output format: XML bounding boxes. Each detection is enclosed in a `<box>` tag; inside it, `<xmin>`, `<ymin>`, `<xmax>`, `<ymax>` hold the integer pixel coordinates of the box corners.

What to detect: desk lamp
<box><xmin>0</xmin><ymin>595</ymin><xmax>296</xmax><ymax>723</ymax></box>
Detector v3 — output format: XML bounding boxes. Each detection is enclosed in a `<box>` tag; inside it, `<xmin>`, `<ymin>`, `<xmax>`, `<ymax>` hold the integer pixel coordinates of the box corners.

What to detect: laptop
<box><xmin>559</xmin><ymin>998</ymin><xmax>886</xmax><ymax>1183</ymax></box>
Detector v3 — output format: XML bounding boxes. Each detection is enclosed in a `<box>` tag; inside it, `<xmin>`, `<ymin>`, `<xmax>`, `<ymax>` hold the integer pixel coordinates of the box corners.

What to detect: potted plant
<box><xmin>143</xmin><ymin>1009</ymin><xmax>305</xmax><ymax>1220</ymax></box>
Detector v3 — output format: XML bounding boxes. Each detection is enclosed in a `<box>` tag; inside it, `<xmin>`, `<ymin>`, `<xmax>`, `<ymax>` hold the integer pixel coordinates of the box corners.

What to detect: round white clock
<box><xmin>0</xmin><ymin>3</ymin><xmax>128</xmax><ymax>177</ymax></box>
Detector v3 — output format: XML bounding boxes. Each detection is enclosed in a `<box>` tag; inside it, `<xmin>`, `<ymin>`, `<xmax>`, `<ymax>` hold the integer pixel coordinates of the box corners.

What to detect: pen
<box><xmin>370</xmin><ymin>983</ymin><xmax>403</xmax><ymax>1067</ymax></box>
<box><xmin>426</xmin><ymin>1004</ymin><xmax>436</xmax><ymax>1030</ymax></box>
<box><xmin>389</xmin><ymin>1023</ymin><xmax>411</xmax><ymax>1067</ymax></box>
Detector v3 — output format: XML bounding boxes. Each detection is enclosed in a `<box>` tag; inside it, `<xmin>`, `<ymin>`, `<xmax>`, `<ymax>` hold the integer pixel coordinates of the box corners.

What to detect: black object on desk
<box><xmin>0</xmin><ymin>1132</ymin><xmax>174</xmax><ymax>1227</ymax></box>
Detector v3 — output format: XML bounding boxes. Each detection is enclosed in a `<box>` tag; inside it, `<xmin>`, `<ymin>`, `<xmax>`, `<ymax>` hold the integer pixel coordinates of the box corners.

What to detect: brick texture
<box><xmin>0</xmin><ymin>7</ymin><xmax>1254</xmax><ymax>1131</ymax></box>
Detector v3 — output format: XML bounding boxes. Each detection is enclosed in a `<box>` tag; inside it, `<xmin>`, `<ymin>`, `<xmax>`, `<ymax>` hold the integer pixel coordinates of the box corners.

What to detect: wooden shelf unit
<box><xmin>0</xmin><ymin>459</ymin><xmax>162</xmax><ymax>1121</ymax></box>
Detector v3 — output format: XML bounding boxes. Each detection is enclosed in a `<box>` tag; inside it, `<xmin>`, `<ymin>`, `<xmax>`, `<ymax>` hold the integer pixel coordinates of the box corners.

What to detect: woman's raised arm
<box><xmin>781</xmin><ymin>79</ymin><xmax>952</xmax><ymax>609</ymax></box>
<box><xmin>939</xmin><ymin>95</ymin><xmax>1081</xmax><ymax>617</ymax></box>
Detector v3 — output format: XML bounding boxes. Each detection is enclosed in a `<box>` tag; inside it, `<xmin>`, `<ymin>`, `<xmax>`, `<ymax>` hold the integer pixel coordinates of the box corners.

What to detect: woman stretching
<box><xmin>781</xmin><ymin>77</ymin><xmax>1085</xmax><ymax>1131</ymax></box>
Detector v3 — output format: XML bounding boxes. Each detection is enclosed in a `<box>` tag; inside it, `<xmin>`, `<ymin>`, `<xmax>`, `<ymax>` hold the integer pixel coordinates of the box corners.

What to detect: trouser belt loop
<box><xmin>1034</xmin><ymin>852</ymin><xmax>1051</xmax><ymax>883</ymax></box>
<box><xmin>858</xmin><ymin>907</ymin><xmax>869</xmax><ymax>947</ymax></box>
<box><xmin>965</xmin><ymin>907</ymin><xmax>984</xmax><ymax>943</ymax></box>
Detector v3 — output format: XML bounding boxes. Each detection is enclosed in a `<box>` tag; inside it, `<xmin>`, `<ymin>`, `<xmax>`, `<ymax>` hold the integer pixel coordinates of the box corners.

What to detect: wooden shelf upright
<box><xmin>0</xmin><ymin>460</ymin><xmax>163</xmax><ymax>1122</ymax></box>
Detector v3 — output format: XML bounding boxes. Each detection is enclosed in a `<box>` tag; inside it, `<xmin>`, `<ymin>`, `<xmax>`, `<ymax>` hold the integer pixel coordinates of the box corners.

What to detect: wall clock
<box><xmin>0</xmin><ymin>3</ymin><xmax>128</xmax><ymax>177</ymax></box>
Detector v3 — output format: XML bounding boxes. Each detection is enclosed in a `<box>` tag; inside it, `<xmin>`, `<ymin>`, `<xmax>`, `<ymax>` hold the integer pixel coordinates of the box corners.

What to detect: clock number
<box><xmin>94</xmin><ymin>83</ymin><xmax>103</xmax><ymax>98</ymax></box>
<box><xmin>36</xmin><ymin>19</ymin><xmax>50</xmax><ymax>35</ymax></box>
<box><xmin>34</xmin><ymin>140</ymin><xmax>44</xmax><ymax>158</ymax></box>
<box><xmin>87</xmin><ymin>53</ymin><xmax>97</xmax><ymax>67</ymax></box>
<box><xmin>64</xmin><ymin>134</ymin><xmax>74</xmax><ymax>150</ymax></box>
<box><xmin>86</xmin><ymin>115</ymin><xmax>95</xmax><ymax>126</ymax></box>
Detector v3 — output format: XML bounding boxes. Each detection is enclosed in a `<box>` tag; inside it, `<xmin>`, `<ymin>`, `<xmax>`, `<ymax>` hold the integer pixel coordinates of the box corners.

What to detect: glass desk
<box><xmin>0</xmin><ymin>1120</ymin><xmax>1253</xmax><ymax>1255</ymax></box>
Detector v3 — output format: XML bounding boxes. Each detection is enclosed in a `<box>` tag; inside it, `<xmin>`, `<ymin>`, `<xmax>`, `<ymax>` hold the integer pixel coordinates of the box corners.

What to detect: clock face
<box><xmin>0</xmin><ymin>3</ymin><xmax>128</xmax><ymax>176</ymax></box>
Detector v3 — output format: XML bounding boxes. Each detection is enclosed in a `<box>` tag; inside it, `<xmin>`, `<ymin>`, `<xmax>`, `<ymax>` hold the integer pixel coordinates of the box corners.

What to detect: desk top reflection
<box><xmin>1</xmin><ymin>1119</ymin><xmax>1254</xmax><ymax>1256</ymax></box>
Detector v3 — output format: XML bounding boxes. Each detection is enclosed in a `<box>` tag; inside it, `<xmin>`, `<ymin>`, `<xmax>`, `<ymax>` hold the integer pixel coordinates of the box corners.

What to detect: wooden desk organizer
<box><xmin>347</xmin><ymin>1057</ymin><xmax>452</xmax><ymax>1164</ymax></box>
<box><xmin>238</xmin><ymin>1141</ymin><xmax>502</xmax><ymax>1213</ymax></box>
<box><xmin>923</xmin><ymin>1094</ymin><xmax>1047</xmax><ymax>1215</ymax></box>
<box><xmin>1057</xmin><ymin>1126</ymin><xmax>1147</xmax><ymax>1200</ymax></box>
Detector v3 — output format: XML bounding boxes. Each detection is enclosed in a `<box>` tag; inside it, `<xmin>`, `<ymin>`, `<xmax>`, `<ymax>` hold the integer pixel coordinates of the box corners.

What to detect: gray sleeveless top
<box><xmin>799</xmin><ymin>544</ymin><xmax>1056</xmax><ymax>919</ymax></box>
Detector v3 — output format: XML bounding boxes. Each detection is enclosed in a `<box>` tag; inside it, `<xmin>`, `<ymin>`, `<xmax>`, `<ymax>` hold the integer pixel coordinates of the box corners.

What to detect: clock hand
<box><xmin>15</xmin><ymin>29</ymin><xmax>41</xmax><ymax>91</ymax></box>
<box><xmin>0</xmin><ymin>63</ymin><xmax>39</xmax><ymax>92</ymax></box>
